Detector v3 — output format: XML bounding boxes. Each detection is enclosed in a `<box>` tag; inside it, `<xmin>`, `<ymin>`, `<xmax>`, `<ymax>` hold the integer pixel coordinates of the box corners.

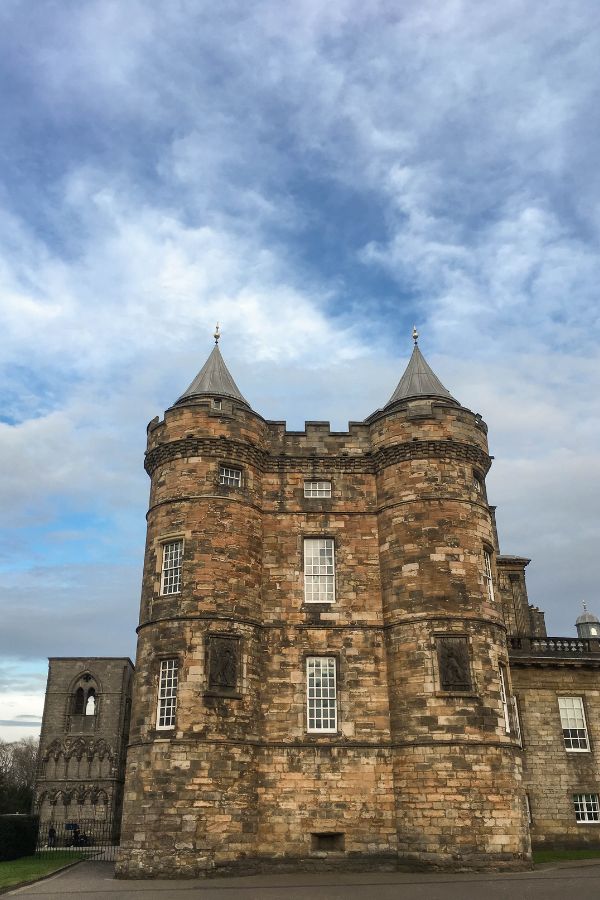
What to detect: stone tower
<box><xmin>116</xmin><ymin>330</ymin><xmax>530</xmax><ymax>877</ymax></box>
<box><xmin>35</xmin><ymin>657</ymin><xmax>134</xmax><ymax>839</ymax></box>
<box><xmin>366</xmin><ymin>331</ymin><xmax>530</xmax><ymax>867</ymax></box>
<box><xmin>117</xmin><ymin>328</ymin><xmax>268</xmax><ymax>876</ymax></box>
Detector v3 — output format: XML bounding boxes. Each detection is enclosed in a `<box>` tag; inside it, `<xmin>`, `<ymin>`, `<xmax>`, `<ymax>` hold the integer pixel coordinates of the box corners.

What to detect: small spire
<box><xmin>175</xmin><ymin>332</ymin><xmax>250</xmax><ymax>408</ymax></box>
<box><xmin>583</xmin><ymin>600</ymin><xmax>588</xmax><ymax>612</ymax></box>
<box><xmin>383</xmin><ymin>336</ymin><xmax>458</xmax><ymax>407</ymax></box>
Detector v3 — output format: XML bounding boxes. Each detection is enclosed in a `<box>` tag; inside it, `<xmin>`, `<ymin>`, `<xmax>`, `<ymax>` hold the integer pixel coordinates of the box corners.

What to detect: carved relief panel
<box><xmin>206</xmin><ymin>635</ymin><xmax>241</xmax><ymax>696</ymax></box>
<box><xmin>437</xmin><ymin>636</ymin><xmax>472</xmax><ymax>692</ymax></box>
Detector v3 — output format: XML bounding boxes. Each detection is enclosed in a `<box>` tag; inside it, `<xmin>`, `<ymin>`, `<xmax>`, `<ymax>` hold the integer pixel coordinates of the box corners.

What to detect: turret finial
<box><xmin>412</xmin><ymin>325</ymin><xmax>419</xmax><ymax>345</ymax></box>
<box><xmin>214</xmin><ymin>322</ymin><xmax>220</xmax><ymax>345</ymax></box>
<box><xmin>583</xmin><ymin>600</ymin><xmax>588</xmax><ymax>612</ymax></box>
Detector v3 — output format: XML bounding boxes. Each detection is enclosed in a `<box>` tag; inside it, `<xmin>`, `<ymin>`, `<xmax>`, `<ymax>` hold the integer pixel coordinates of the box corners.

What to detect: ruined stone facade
<box><xmin>35</xmin><ymin>657</ymin><xmax>134</xmax><ymax>840</ymax></box>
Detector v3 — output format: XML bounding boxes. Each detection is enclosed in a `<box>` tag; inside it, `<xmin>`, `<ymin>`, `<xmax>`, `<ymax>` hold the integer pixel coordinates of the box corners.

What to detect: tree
<box><xmin>0</xmin><ymin>738</ymin><xmax>39</xmax><ymax>814</ymax></box>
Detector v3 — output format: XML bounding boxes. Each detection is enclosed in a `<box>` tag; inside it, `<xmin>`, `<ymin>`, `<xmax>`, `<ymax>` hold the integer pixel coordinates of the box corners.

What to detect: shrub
<box><xmin>0</xmin><ymin>815</ymin><xmax>39</xmax><ymax>861</ymax></box>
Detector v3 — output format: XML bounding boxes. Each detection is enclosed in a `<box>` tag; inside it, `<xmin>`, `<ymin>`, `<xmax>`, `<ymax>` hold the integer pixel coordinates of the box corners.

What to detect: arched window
<box><xmin>73</xmin><ymin>687</ymin><xmax>85</xmax><ymax>715</ymax></box>
<box><xmin>85</xmin><ymin>688</ymin><xmax>96</xmax><ymax>716</ymax></box>
<box><xmin>70</xmin><ymin>674</ymin><xmax>99</xmax><ymax>731</ymax></box>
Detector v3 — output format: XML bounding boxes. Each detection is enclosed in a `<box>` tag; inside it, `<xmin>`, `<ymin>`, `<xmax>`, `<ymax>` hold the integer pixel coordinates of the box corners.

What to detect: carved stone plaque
<box><xmin>438</xmin><ymin>636</ymin><xmax>472</xmax><ymax>692</ymax></box>
<box><xmin>208</xmin><ymin>637</ymin><xmax>239</xmax><ymax>694</ymax></box>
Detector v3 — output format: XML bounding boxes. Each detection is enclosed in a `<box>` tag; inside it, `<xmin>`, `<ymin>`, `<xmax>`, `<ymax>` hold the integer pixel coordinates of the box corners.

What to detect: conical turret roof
<box><xmin>175</xmin><ymin>327</ymin><xmax>250</xmax><ymax>407</ymax></box>
<box><xmin>386</xmin><ymin>333</ymin><xmax>458</xmax><ymax>407</ymax></box>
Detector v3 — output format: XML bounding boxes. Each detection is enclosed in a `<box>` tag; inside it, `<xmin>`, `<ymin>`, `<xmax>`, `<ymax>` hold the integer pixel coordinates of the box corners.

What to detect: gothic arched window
<box><xmin>73</xmin><ymin>687</ymin><xmax>85</xmax><ymax>715</ymax></box>
<box><xmin>70</xmin><ymin>673</ymin><xmax>99</xmax><ymax>731</ymax></box>
<box><xmin>85</xmin><ymin>689</ymin><xmax>96</xmax><ymax>716</ymax></box>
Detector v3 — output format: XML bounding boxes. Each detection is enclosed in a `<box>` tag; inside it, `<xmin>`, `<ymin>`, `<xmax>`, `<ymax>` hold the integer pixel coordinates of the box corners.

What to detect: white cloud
<box><xmin>1</xmin><ymin>169</ymin><xmax>366</xmax><ymax>377</ymax></box>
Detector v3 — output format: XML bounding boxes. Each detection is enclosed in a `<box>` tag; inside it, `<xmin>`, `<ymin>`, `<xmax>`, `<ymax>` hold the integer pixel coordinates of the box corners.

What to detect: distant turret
<box><xmin>576</xmin><ymin>602</ymin><xmax>600</xmax><ymax>638</ymax></box>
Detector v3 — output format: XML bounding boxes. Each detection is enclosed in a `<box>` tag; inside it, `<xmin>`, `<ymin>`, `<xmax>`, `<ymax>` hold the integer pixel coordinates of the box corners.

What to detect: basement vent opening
<box><xmin>311</xmin><ymin>832</ymin><xmax>345</xmax><ymax>852</ymax></box>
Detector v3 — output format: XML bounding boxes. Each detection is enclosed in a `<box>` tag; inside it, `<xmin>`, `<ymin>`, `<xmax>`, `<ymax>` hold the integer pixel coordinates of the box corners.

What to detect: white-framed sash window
<box><xmin>306</xmin><ymin>656</ymin><xmax>337</xmax><ymax>732</ymax></box>
<box><xmin>156</xmin><ymin>659</ymin><xmax>179</xmax><ymax>730</ymax></box>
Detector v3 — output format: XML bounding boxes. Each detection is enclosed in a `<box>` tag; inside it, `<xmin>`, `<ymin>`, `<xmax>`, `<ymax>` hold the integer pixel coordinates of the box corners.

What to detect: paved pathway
<box><xmin>8</xmin><ymin>859</ymin><xmax>600</xmax><ymax>900</ymax></box>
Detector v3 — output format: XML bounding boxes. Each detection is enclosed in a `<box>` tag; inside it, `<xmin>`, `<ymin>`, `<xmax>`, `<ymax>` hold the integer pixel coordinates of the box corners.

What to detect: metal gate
<box><xmin>35</xmin><ymin>818</ymin><xmax>119</xmax><ymax>862</ymax></box>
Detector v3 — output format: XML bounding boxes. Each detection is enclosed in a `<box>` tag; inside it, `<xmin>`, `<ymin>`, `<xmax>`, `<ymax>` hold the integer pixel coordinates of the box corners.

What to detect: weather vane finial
<box><xmin>214</xmin><ymin>322</ymin><xmax>220</xmax><ymax>345</ymax></box>
<box><xmin>412</xmin><ymin>325</ymin><xmax>419</xmax><ymax>345</ymax></box>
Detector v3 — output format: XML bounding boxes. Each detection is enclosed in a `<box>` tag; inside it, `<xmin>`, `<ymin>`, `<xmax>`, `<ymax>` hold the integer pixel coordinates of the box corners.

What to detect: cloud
<box><xmin>0</xmin><ymin>564</ymin><xmax>139</xmax><ymax>661</ymax></box>
<box><xmin>0</xmin><ymin>661</ymin><xmax>47</xmax><ymax>695</ymax></box>
<box><xmin>0</xmin><ymin>0</ymin><xmax>599</xmax><ymax>729</ymax></box>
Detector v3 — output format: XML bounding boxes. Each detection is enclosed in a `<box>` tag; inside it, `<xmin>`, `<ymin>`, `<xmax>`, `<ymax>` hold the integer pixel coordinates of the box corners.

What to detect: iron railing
<box><xmin>35</xmin><ymin>818</ymin><xmax>119</xmax><ymax>861</ymax></box>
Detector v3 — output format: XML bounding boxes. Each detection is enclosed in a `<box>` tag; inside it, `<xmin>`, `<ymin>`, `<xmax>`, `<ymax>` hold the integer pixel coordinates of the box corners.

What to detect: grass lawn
<box><xmin>533</xmin><ymin>847</ymin><xmax>600</xmax><ymax>864</ymax></box>
<box><xmin>0</xmin><ymin>852</ymin><xmax>84</xmax><ymax>891</ymax></box>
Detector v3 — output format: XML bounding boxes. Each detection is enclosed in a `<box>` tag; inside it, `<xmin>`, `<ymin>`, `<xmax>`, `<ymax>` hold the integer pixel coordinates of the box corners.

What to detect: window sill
<box><xmin>302</xmin><ymin>602</ymin><xmax>336</xmax><ymax>607</ymax></box>
<box><xmin>204</xmin><ymin>691</ymin><xmax>243</xmax><ymax>700</ymax></box>
<box><xmin>435</xmin><ymin>691</ymin><xmax>480</xmax><ymax>699</ymax></box>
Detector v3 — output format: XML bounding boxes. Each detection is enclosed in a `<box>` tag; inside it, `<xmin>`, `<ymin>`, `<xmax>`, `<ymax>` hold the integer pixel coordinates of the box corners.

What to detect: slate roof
<box><xmin>386</xmin><ymin>343</ymin><xmax>458</xmax><ymax>406</ymax></box>
<box><xmin>176</xmin><ymin>343</ymin><xmax>250</xmax><ymax>407</ymax></box>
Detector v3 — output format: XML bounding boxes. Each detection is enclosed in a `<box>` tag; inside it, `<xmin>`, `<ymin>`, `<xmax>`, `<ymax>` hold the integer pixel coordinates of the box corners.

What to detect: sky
<box><xmin>1</xmin><ymin>0</ymin><xmax>600</xmax><ymax>740</ymax></box>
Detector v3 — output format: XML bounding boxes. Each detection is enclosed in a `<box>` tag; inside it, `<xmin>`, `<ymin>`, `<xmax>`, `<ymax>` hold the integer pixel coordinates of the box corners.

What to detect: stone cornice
<box><xmin>374</xmin><ymin>440</ymin><xmax>491</xmax><ymax>474</ymax></box>
<box><xmin>146</xmin><ymin>494</ymin><xmax>492</xmax><ymax>518</ymax></box>
<box><xmin>144</xmin><ymin>436</ymin><xmax>492</xmax><ymax>477</ymax></box>
<box><xmin>136</xmin><ymin>613</ymin><xmax>505</xmax><ymax>633</ymax></box>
